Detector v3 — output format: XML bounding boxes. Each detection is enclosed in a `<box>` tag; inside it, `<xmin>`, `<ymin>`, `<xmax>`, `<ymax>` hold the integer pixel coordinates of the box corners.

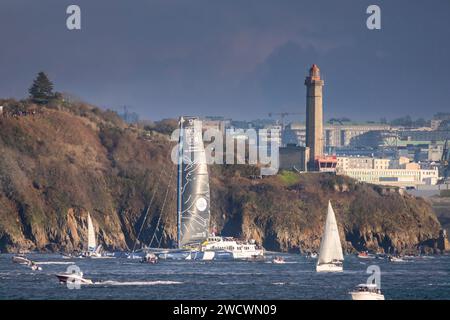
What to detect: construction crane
<box><xmin>268</xmin><ymin>112</ymin><xmax>304</xmax><ymax>129</ymax></box>
<box><xmin>441</xmin><ymin>139</ymin><xmax>450</xmax><ymax>183</ymax></box>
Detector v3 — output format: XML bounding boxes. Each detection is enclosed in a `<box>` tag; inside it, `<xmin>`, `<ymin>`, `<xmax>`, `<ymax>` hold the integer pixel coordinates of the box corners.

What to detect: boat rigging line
<box><xmin>148</xmin><ymin>166</ymin><xmax>176</xmax><ymax>248</ymax></box>
<box><xmin>130</xmin><ymin>164</ymin><xmax>167</xmax><ymax>253</ymax></box>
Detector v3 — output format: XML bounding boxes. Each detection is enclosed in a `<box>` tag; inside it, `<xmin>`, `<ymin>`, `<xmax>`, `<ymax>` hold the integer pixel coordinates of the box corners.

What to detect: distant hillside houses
<box><xmin>336</xmin><ymin>156</ymin><xmax>439</xmax><ymax>188</ymax></box>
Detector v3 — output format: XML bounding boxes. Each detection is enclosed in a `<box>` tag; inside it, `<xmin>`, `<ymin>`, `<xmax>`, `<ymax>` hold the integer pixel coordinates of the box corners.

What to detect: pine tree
<box><xmin>29</xmin><ymin>72</ymin><xmax>54</xmax><ymax>104</ymax></box>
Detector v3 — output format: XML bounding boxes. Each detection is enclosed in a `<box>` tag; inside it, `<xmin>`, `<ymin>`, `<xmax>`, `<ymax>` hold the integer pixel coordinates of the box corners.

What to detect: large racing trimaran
<box><xmin>146</xmin><ymin>116</ymin><xmax>264</xmax><ymax>260</ymax></box>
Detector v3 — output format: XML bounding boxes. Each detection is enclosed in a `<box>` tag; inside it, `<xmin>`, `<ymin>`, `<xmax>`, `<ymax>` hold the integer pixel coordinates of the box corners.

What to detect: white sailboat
<box><xmin>87</xmin><ymin>213</ymin><xmax>97</xmax><ymax>252</ymax></box>
<box><xmin>81</xmin><ymin>212</ymin><xmax>102</xmax><ymax>258</ymax></box>
<box><xmin>316</xmin><ymin>201</ymin><xmax>344</xmax><ymax>272</ymax></box>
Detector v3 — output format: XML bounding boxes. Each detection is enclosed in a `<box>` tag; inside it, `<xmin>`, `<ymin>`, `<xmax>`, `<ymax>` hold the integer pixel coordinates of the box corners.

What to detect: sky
<box><xmin>0</xmin><ymin>0</ymin><xmax>449</xmax><ymax>121</ymax></box>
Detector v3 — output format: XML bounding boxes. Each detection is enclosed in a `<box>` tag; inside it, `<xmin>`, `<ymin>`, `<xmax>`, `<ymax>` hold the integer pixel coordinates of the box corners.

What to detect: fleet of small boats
<box><xmin>8</xmin><ymin>117</ymin><xmax>425</xmax><ymax>300</ymax></box>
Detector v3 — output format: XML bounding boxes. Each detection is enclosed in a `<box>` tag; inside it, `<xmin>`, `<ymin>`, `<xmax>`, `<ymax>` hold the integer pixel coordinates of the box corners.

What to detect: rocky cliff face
<box><xmin>0</xmin><ymin>101</ymin><xmax>443</xmax><ymax>254</ymax></box>
<box><xmin>208</xmin><ymin>169</ymin><xmax>442</xmax><ymax>254</ymax></box>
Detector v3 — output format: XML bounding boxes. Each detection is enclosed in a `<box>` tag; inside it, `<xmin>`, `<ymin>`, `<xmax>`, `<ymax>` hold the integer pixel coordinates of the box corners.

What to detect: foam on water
<box><xmin>35</xmin><ymin>261</ymin><xmax>75</xmax><ymax>265</ymax></box>
<box><xmin>95</xmin><ymin>280</ymin><xmax>183</xmax><ymax>286</ymax></box>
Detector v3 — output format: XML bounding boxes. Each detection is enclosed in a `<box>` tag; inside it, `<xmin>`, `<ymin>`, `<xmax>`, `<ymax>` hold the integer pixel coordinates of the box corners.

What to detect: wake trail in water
<box><xmin>35</xmin><ymin>261</ymin><xmax>75</xmax><ymax>265</ymax></box>
<box><xmin>94</xmin><ymin>280</ymin><xmax>183</xmax><ymax>286</ymax></box>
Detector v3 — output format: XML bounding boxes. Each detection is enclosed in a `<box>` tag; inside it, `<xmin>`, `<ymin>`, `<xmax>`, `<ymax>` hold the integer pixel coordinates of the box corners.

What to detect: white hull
<box><xmin>232</xmin><ymin>249</ymin><xmax>264</xmax><ymax>260</ymax></box>
<box><xmin>201</xmin><ymin>251</ymin><xmax>215</xmax><ymax>261</ymax></box>
<box><xmin>202</xmin><ymin>236</ymin><xmax>264</xmax><ymax>260</ymax></box>
<box><xmin>56</xmin><ymin>274</ymin><xmax>93</xmax><ymax>285</ymax></box>
<box><xmin>12</xmin><ymin>256</ymin><xmax>31</xmax><ymax>265</ymax></box>
<box><xmin>89</xmin><ymin>255</ymin><xmax>114</xmax><ymax>259</ymax></box>
<box><xmin>316</xmin><ymin>263</ymin><xmax>343</xmax><ymax>272</ymax></box>
<box><xmin>351</xmin><ymin>292</ymin><xmax>385</xmax><ymax>300</ymax></box>
<box><xmin>389</xmin><ymin>257</ymin><xmax>405</xmax><ymax>262</ymax></box>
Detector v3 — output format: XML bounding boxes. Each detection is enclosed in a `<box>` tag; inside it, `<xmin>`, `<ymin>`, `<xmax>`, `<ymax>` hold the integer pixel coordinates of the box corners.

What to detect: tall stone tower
<box><xmin>305</xmin><ymin>64</ymin><xmax>324</xmax><ymax>171</ymax></box>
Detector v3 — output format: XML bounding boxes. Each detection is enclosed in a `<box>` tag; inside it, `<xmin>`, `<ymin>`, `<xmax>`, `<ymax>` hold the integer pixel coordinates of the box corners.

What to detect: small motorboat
<box><xmin>12</xmin><ymin>255</ymin><xmax>42</xmax><ymax>270</ymax></box>
<box><xmin>357</xmin><ymin>251</ymin><xmax>370</xmax><ymax>259</ymax></box>
<box><xmin>12</xmin><ymin>255</ymin><xmax>31</xmax><ymax>265</ymax></box>
<box><xmin>272</xmin><ymin>256</ymin><xmax>285</xmax><ymax>264</ymax></box>
<box><xmin>388</xmin><ymin>255</ymin><xmax>405</xmax><ymax>262</ymax></box>
<box><xmin>307</xmin><ymin>252</ymin><xmax>318</xmax><ymax>258</ymax></box>
<box><xmin>141</xmin><ymin>253</ymin><xmax>158</xmax><ymax>264</ymax></box>
<box><xmin>55</xmin><ymin>272</ymin><xmax>93</xmax><ymax>285</ymax></box>
<box><xmin>350</xmin><ymin>284</ymin><xmax>385</xmax><ymax>300</ymax></box>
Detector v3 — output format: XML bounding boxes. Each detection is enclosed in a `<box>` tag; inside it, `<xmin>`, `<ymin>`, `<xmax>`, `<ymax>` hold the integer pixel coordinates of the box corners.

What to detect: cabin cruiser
<box><xmin>350</xmin><ymin>284</ymin><xmax>385</xmax><ymax>300</ymax></box>
<box><xmin>154</xmin><ymin>236</ymin><xmax>263</xmax><ymax>261</ymax></box>
<box><xmin>200</xmin><ymin>236</ymin><xmax>264</xmax><ymax>260</ymax></box>
<box><xmin>55</xmin><ymin>272</ymin><xmax>93</xmax><ymax>285</ymax></box>
<box><xmin>316</xmin><ymin>201</ymin><xmax>344</xmax><ymax>272</ymax></box>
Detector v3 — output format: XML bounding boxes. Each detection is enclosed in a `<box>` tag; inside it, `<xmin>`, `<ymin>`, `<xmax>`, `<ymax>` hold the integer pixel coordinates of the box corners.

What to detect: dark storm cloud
<box><xmin>0</xmin><ymin>0</ymin><xmax>449</xmax><ymax>120</ymax></box>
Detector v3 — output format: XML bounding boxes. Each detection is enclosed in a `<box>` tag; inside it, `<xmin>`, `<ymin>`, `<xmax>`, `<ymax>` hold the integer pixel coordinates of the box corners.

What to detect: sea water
<box><xmin>0</xmin><ymin>253</ymin><xmax>449</xmax><ymax>299</ymax></box>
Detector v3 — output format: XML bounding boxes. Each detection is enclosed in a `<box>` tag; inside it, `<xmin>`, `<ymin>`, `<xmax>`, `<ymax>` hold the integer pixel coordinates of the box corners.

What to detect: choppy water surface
<box><xmin>0</xmin><ymin>253</ymin><xmax>449</xmax><ymax>299</ymax></box>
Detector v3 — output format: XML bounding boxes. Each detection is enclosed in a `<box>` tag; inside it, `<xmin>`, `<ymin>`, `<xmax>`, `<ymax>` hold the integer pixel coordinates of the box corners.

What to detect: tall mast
<box><xmin>176</xmin><ymin>117</ymin><xmax>184</xmax><ymax>249</ymax></box>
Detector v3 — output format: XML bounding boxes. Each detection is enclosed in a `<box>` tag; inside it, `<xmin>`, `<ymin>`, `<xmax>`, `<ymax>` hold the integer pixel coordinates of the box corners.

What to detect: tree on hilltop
<box><xmin>29</xmin><ymin>72</ymin><xmax>54</xmax><ymax>104</ymax></box>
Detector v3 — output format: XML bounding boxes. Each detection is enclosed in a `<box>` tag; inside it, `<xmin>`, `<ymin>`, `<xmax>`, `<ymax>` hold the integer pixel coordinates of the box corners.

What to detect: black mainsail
<box><xmin>177</xmin><ymin>116</ymin><xmax>210</xmax><ymax>248</ymax></box>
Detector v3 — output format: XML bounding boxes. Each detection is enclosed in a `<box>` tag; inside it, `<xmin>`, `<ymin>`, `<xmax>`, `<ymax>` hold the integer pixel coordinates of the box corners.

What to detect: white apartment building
<box><xmin>336</xmin><ymin>156</ymin><xmax>439</xmax><ymax>187</ymax></box>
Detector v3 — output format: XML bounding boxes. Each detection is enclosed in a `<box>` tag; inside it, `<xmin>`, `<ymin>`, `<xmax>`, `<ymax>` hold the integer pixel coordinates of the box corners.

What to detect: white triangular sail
<box><xmin>87</xmin><ymin>212</ymin><xmax>96</xmax><ymax>252</ymax></box>
<box><xmin>317</xmin><ymin>201</ymin><xmax>343</xmax><ymax>265</ymax></box>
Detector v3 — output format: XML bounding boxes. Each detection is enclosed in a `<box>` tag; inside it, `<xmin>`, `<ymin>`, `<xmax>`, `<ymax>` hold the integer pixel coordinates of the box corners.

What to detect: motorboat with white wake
<box><xmin>12</xmin><ymin>255</ymin><xmax>42</xmax><ymax>271</ymax></box>
<box><xmin>55</xmin><ymin>272</ymin><xmax>93</xmax><ymax>285</ymax></box>
<box><xmin>316</xmin><ymin>201</ymin><xmax>344</xmax><ymax>272</ymax></box>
